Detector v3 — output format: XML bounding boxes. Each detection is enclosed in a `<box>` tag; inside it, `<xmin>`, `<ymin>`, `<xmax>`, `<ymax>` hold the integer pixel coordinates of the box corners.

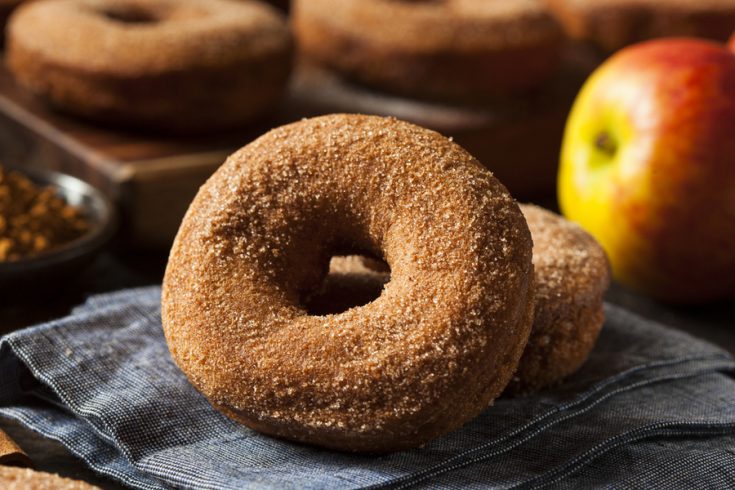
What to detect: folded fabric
<box><xmin>1</xmin><ymin>287</ymin><xmax>735</xmax><ymax>489</ymax></box>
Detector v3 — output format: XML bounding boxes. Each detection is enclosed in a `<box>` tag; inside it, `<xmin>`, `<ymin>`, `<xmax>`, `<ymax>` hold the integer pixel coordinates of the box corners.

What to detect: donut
<box><xmin>162</xmin><ymin>114</ymin><xmax>535</xmax><ymax>452</ymax></box>
<box><xmin>318</xmin><ymin>205</ymin><xmax>610</xmax><ymax>395</ymax></box>
<box><xmin>505</xmin><ymin>205</ymin><xmax>609</xmax><ymax>394</ymax></box>
<box><xmin>546</xmin><ymin>0</ymin><xmax>735</xmax><ymax>53</ymax></box>
<box><xmin>6</xmin><ymin>0</ymin><xmax>293</xmax><ymax>132</ymax></box>
<box><xmin>292</xmin><ymin>0</ymin><xmax>564</xmax><ymax>101</ymax></box>
<box><xmin>0</xmin><ymin>467</ymin><xmax>101</xmax><ymax>490</ymax></box>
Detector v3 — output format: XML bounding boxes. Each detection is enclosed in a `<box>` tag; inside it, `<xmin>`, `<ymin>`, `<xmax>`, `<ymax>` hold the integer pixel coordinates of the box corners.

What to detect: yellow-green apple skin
<box><xmin>558</xmin><ymin>38</ymin><xmax>735</xmax><ymax>303</ymax></box>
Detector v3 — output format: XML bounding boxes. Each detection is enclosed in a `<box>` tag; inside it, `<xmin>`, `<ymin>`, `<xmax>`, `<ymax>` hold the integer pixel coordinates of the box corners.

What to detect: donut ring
<box><xmin>7</xmin><ymin>0</ymin><xmax>292</xmax><ymax>132</ymax></box>
<box><xmin>293</xmin><ymin>0</ymin><xmax>563</xmax><ymax>100</ymax></box>
<box><xmin>546</xmin><ymin>0</ymin><xmax>735</xmax><ymax>52</ymax></box>
<box><xmin>162</xmin><ymin>114</ymin><xmax>535</xmax><ymax>452</ymax></box>
<box><xmin>319</xmin><ymin>205</ymin><xmax>610</xmax><ymax>395</ymax></box>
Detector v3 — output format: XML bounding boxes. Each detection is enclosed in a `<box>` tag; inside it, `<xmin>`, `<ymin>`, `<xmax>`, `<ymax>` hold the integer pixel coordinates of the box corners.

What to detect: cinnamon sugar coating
<box><xmin>323</xmin><ymin>205</ymin><xmax>610</xmax><ymax>396</ymax></box>
<box><xmin>7</xmin><ymin>0</ymin><xmax>292</xmax><ymax>132</ymax></box>
<box><xmin>505</xmin><ymin>205</ymin><xmax>610</xmax><ymax>394</ymax></box>
<box><xmin>546</xmin><ymin>0</ymin><xmax>735</xmax><ymax>52</ymax></box>
<box><xmin>162</xmin><ymin>114</ymin><xmax>535</xmax><ymax>452</ymax></box>
<box><xmin>293</xmin><ymin>0</ymin><xmax>563</xmax><ymax>101</ymax></box>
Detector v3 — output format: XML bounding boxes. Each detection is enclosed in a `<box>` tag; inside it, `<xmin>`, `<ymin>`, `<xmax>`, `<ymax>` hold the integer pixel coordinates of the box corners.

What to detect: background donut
<box><xmin>546</xmin><ymin>0</ymin><xmax>735</xmax><ymax>53</ymax></box>
<box><xmin>162</xmin><ymin>114</ymin><xmax>535</xmax><ymax>452</ymax></box>
<box><xmin>6</xmin><ymin>0</ymin><xmax>293</xmax><ymax>132</ymax></box>
<box><xmin>293</xmin><ymin>0</ymin><xmax>564</xmax><ymax>101</ymax></box>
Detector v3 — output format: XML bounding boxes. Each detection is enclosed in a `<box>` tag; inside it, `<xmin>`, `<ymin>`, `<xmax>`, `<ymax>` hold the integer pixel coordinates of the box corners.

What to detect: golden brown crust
<box><xmin>0</xmin><ymin>467</ymin><xmax>100</xmax><ymax>490</ymax></box>
<box><xmin>162</xmin><ymin>114</ymin><xmax>535</xmax><ymax>452</ymax></box>
<box><xmin>293</xmin><ymin>0</ymin><xmax>563</xmax><ymax>101</ymax></box>
<box><xmin>546</xmin><ymin>0</ymin><xmax>735</xmax><ymax>52</ymax></box>
<box><xmin>505</xmin><ymin>205</ymin><xmax>610</xmax><ymax>394</ymax></box>
<box><xmin>324</xmin><ymin>205</ymin><xmax>610</xmax><ymax>396</ymax></box>
<box><xmin>7</xmin><ymin>0</ymin><xmax>293</xmax><ymax>132</ymax></box>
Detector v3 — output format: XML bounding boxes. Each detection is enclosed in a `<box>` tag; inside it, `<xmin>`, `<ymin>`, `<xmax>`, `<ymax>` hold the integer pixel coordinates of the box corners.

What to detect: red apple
<box><xmin>558</xmin><ymin>38</ymin><xmax>735</xmax><ymax>303</ymax></box>
<box><xmin>729</xmin><ymin>32</ymin><xmax>735</xmax><ymax>52</ymax></box>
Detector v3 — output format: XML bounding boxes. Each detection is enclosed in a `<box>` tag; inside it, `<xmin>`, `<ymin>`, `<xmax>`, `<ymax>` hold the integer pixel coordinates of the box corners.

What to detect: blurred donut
<box><xmin>546</xmin><ymin>0</ymin><xmax>735</xmax><ymax>52</ymax></box>
<box><xmin>293</xmin><ymin>0</ymin><xmax>563</xmax><ymax>100</ymax></box>
<box><xmin>7</xmin><ymin>0</ymin><xmax>293</xmax><ymax>132</ymax></box>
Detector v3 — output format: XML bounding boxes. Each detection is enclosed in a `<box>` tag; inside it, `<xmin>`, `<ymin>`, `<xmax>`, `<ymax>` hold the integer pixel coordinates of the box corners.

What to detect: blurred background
<box><xmin>0</xmin><ymin>0</ymin><xmax>732</xmax><ymax>342</ymax></box>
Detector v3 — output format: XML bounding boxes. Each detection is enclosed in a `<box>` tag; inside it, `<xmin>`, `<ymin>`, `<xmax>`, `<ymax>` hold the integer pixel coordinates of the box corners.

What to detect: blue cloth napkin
<box><xmin>1</xmin><ymin>287</ymin><xmax>735</xmax><ymax>489</ymax></box>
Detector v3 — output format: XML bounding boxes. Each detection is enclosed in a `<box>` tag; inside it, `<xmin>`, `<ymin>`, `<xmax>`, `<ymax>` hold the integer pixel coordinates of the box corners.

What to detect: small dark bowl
<box><xmin>0</xmin><ymin>167</ymin><xmax>116</xmax><ymax>293</ymax></box>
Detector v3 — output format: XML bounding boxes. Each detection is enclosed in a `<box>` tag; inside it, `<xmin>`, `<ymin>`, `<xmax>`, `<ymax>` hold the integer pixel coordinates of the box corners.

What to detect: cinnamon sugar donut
<box><xmin>506</xmin><ymin>205</ymin><xmax>609</xmax><ymax>394</ymax></box>
<box><xmin>0</xmin><ymin>467</ymin><xmax>101</xmax><ymax>490</ymax></box>
<box><xmin>320</xmin><ymin>205</ymin><xmax>610</xmax><ymax>395</ymax></box>
<box><xmin>546</xmin><ymin>0</ymin><xmax>735</xmax><ymax>52</ymax></box>
<box><xmin>162</xmin><ymin>114</ymin><xmax>535</xmax><ymax>452</ymax></box>
<box><xmin>293</xmin><ymin>0</ymin><xmax>563</xmax><ymax>100</ymax></box>
<box><xmin>7</xmin><ymin>0</ymin><xmax>292</xmax><ymax>132</ymax></box>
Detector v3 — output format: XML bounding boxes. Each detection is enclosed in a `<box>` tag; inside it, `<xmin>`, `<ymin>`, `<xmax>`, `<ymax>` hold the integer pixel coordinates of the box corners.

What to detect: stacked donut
<box><xmin>162</xmin><ymin>114</ymin><xmax>610</xmax><ymax>452</ymax></box>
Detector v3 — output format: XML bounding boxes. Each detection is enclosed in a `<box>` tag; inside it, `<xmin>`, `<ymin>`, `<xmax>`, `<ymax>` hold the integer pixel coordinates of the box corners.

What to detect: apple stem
<box><xmin>595</xmin><ymin>132</ymin><xmax>617</xmax><ymax>157</ymax></box>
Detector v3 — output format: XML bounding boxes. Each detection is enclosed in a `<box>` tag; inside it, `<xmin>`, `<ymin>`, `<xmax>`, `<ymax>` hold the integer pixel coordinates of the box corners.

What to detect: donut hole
<box><xmin>100</xmin><ymin>6</ymin><xmax>162</xmax><ymax>24</ymax></box>
<box><xmin>303</xmin><ymin>255</ymin><xmax>391</xmax><ymax>316</ymax></box>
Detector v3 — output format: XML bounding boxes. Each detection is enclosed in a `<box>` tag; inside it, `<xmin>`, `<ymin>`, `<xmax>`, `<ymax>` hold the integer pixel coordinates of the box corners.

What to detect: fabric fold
<box><xmin>1</xmin><ymin>287</ymin><xmax>734</xmax><ymax>489</ymax></box>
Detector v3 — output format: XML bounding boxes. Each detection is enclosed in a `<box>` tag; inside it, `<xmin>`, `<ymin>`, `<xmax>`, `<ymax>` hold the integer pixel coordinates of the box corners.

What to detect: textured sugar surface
<box><xmin>8</xmin><ymin>0</ymin><xmax>290</xmax><ymax>74</ymax></box>
<box><xmin>320</xmin><ymin>205</ymin><xmax>611</xmax><ymax>395</ymax></box>
<box><xmin>162</xmin><ymin>114</ymin><xmax>535</xmax><ymax>451</ymax></box>
<box><xmin>507</xmin><ymin>205</ymin><xmax>610</xmax><ymax>394</ymax></box>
